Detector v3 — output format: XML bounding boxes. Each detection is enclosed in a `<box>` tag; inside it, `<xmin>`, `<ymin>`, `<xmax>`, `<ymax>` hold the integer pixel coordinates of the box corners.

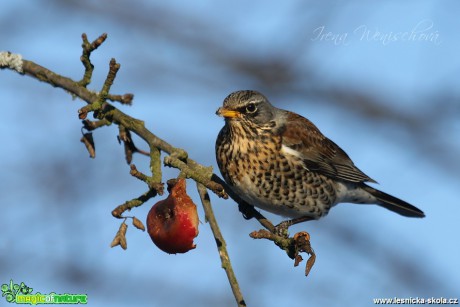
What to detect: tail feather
<box><xmin>362</xmin><ymin>185</ymin><xmax>425</xmax><ymax>218</ymax></box>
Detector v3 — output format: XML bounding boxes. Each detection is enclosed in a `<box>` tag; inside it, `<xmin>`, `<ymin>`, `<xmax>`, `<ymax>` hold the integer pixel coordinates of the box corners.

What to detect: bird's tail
<box><xmin>362</xmin><ymin>185</ymin><xmax>425</xmax><ymax>218</ymax></box>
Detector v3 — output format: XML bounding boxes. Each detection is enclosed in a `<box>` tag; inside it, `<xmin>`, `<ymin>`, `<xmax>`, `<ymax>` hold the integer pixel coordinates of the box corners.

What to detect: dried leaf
<box><xmin>305</xmin><ymin>253</ymin><xmax>316</xmax><ymax>277</ymax></box>
<box><xmin>110</xmin><ymin>236</ymin><xmax>120</xmax><ymax>248</ymax></box>
<box><xmin>293</xmin><ymin>231</ymin><xmax>315</xmax><ymax>277</ymax></box>
<box><xmin>132</xmin><ymin>217</ymin><xmax>146</xmax><ymax>231</ymax></box>
<box><xmin>78</xmin><ymin>110</ymin><xmax>88</xmax><ymax>120</ymax></box>
<box><xmin>80</xmin><ymin>132</ymin><xmax>95</xmax><ymax>158</ymax></box>
<box><xmin>120</xmin><ymin>222</ymin><xmax>128</xmax><ymax>236</ymax></box>
<box><xmin>119</xmin><ymin>236</ymin><xmax>127</xmax><ymax>250</ymax></box>
<box><xmin>110</xmin><ymin>222</ymin><xmax>128</xmax><ymax>249</ymax></box>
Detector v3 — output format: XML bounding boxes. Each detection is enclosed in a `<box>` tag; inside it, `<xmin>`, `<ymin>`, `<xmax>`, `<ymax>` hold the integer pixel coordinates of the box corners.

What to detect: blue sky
<box><xmin>1</xmin><ymin>1</ymin><xmax>459</xmax><ymax>306</ymax></box>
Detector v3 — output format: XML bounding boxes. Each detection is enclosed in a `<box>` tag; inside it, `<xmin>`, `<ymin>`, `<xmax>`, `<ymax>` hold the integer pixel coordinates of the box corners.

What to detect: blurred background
<box><xmin>1</xmin><ymin>1</ymin><xmax>459</xmax><ymax>306</ymax></box>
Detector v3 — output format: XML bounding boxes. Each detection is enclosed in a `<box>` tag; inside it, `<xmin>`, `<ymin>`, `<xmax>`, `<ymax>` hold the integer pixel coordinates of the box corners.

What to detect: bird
<box><xmin>215</xmin><ymin>90</ymin><xmax>425</xmax><ymax>222</ymax></box>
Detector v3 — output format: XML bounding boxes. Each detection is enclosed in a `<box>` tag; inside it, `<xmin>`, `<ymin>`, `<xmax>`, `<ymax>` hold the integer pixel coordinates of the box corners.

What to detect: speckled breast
<box><xmin>216</xmin><ymin>123</ymin><xmax>338</xmax><ymax>218</ymax></box>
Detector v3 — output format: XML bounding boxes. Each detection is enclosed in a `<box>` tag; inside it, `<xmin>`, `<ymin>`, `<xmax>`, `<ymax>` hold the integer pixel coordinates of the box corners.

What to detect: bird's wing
<box><xmin>279</xmin><ymin>112</ymin><xmax>376</xmax><ymax>183</ymax></box>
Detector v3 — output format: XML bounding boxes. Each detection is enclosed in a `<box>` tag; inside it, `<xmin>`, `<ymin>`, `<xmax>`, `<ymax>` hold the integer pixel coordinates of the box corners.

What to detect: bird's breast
<box><xmin>216</xmin><ymin>122</ymin><xmax>337</xmax><ymax>218</ymax></box>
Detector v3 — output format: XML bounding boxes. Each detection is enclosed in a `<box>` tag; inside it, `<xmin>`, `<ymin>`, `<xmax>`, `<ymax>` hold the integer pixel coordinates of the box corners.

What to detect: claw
<box><xmin>273</xmin><ymin>221</ymin><xmax>290</xmax><ymax>238</ymax></box>
<box><xmin>274</xmin><ymin>216</ymin><xmax>314</xmax><ymax>237</ymax></box>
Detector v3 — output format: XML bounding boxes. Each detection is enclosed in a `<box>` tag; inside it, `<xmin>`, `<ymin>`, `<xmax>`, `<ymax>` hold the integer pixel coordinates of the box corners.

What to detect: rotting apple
<box><xmin>147</xmin><ymin>178</ymin><xmax>199</xmax><ymax>254</ymax></box>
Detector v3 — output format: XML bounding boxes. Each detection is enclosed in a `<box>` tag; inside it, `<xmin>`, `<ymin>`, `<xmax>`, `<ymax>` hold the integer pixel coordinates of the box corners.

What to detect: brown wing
<box><xmin>280</xmin><ymin>112</ymin><xmax>377</xmax><ymax>183</ymax></box>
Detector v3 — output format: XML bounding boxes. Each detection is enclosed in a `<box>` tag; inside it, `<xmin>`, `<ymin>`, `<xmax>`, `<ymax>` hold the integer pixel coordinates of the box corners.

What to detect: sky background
<box><xmin>1</xmin><ymin>1</ymin><xmax>459</xmax><ymax>306</ymax></box>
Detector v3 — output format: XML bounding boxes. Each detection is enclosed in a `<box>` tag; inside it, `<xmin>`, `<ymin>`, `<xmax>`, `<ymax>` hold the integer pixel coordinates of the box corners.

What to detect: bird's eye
<box><xmin>245</xmin><ymin>103</ymin><xmax>257</xmax><ymax>114</ymax></box>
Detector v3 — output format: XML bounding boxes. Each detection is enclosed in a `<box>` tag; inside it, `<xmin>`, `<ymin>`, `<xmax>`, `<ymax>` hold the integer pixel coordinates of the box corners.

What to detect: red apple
<box><xmin>146</xmin><ymin>178</ymin><xmax>199</xmax><ymax>254</ymax></box>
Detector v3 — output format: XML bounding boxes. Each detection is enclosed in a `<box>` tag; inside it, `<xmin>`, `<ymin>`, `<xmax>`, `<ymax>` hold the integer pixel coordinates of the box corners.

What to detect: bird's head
<box><xmin>216</xmin><ymin>90</ymin><xmax>277</xmax><ymax>127</ymax></box>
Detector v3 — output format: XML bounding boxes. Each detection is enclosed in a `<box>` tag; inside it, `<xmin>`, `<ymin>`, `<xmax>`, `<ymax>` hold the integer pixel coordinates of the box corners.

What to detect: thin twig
<box><xmin>108</xmin><ymin>93</ymin><xmax>134</xmax><ymax>105</ymax></box>
<box><xmin>78</xmin><ymin>33</ymin><xmax>107</xmax><ymax>87</ymax></box>
<box><xmin>111</xmin><ymin>189</ymin><xmax>158</xmax><ymax>218</ymax></box>
<box><xmin>196</xmin><ymin>183</ymin><xmax>246</xmax><ymax>307</ymax></box>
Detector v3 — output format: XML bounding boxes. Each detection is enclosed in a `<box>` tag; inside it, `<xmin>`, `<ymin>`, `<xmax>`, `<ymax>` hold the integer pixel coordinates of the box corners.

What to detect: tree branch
<box><xmin>1</xmin><ymin>34</ymin><xmax>317</xmax><ymax>307</ymax></box>
<box><xmin>197</xmin><ymin>183</ymin><xmax>246</xmax><ymax>307</ymax></box>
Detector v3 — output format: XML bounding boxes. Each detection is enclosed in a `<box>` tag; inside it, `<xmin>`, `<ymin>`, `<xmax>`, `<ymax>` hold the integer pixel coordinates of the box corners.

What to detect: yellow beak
<box><xmin>216</xmin><ymin>107</ymin><xmax>240</xmax><ymax>118</ymax></box>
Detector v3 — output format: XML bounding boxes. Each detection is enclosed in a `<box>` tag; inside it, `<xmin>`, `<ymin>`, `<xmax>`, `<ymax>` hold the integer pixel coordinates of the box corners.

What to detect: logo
<box><xmin>1</xmin><ymin>280</ymin><xmax>87</xmax><ymax>305</ymax></box>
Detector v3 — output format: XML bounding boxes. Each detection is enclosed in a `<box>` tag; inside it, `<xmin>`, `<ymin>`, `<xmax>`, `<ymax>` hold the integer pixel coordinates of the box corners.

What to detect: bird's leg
<box><xmin>274</xmin><ymin>216</ymin><xmax>314</xmax><ymax>237</ymax></box>
<box><xmin>237</xmin><ymin>202</ymin><xmax>257</xmax><ymax>220</ymax></box>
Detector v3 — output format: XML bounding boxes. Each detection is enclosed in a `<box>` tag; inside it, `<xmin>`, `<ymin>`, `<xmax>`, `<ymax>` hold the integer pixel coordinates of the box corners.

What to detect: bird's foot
<box><xmin>273</xmin><ymin>222</ymin><xmax>290</xmax><ymax>238</ymax></box>
<box><xmin>238</xmin><ymin>202</ymin><xmax>256</xmax><ymax>220</ymax></box>
<box><xmin>274</xmin><ymin>216</ymin><xmax>314</xmax><ymax>238</ymax></box>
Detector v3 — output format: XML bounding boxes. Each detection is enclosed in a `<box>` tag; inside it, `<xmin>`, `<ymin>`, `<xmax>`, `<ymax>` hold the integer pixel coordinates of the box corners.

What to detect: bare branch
<box><xmin>79</xmin><ymin>33</ymin><xmax>107</xmax><ymax>87</ymax></box>
<box><xmin>2</xmin><ymin>34</ymin><xmax>321</xmax><ymax>307</ymax></box>
<box><xmin>196</xmin><ymin>183</ymin><xmax>246</xmax><ymax>307</ymax></box>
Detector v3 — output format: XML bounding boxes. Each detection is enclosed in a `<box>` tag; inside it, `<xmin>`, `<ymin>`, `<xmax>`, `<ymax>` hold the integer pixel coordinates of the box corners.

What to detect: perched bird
<box><xmin>215</xmin><ymin>90</ymin><xmax>425</xmax><ymax>221</ymax></box>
